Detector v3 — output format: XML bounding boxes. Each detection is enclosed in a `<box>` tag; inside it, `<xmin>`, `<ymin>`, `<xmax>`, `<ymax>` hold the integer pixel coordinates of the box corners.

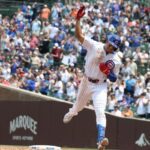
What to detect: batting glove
<box><xmin>76</xmin><ymin>5</ymin><xmax>85</xmax><ymax>20</ymax></box>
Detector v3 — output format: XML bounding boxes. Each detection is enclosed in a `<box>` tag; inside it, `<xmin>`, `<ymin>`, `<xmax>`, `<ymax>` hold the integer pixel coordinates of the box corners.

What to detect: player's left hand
<box><xmin>99</xmin><ymin>63</ymin><xmax>111</xmax><ymax>76</ymax></box>
<box><xmin>76</xmin><ymin>5</ymin><xmax>85</xmax><ymax>20</ymax></box>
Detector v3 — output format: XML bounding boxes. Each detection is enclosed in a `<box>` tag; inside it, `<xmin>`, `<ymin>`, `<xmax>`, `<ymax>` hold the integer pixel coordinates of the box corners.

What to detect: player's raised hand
<box><xmin>76</xmin><ymin>5</ymin><xmax>85</xmax><ymax>20</ymax></box>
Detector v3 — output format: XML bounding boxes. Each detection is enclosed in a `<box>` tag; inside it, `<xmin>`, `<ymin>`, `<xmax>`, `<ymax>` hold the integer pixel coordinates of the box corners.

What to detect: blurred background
<box><xmin>0</xmin><ymin>0</ymin><xmax>149</xmax><ymax>149</ymax></box>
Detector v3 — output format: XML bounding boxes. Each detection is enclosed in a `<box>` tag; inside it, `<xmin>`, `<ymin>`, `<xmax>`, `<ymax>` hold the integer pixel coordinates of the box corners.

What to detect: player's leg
<box><xmin>91</xmin><ymin>82</ymin><xmax>109</xmax><ymax>149</ymax></box>
<box><xmin>63</xmin><ymin>77</ymin><xmax>91</xmax><ymax>123</ymax></box>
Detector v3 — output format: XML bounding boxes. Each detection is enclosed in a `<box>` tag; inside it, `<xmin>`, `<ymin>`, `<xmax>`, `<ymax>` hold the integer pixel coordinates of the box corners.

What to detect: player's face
<box><xmin>104</xmin><ymin>42</ymin><xmax>116</xmax><ymax>53</ymax></box>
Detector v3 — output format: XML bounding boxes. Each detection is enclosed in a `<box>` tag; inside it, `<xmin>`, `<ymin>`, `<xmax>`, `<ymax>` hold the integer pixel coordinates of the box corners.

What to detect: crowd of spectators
<box><xmin>0</xmin><ymin>0</ymin><xmax>149</xmax><ymax>119</ymax></box>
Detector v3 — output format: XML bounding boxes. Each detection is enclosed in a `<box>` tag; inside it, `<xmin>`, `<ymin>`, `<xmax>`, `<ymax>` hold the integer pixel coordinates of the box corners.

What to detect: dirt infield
<box><xmin>0</xmin><ymin>145</ymin><xmax>28</xmax><ymax>150</ymax></box>
<box><xmin>0</xmin><ymin>145</ymin><xmax>96</xmax><ymax>150</ymax></box>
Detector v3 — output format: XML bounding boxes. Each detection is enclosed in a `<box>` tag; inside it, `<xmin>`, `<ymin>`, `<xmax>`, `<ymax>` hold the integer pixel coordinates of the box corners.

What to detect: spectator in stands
<box><xmin>25</xmin><ymin>5</ymin><xmax>33</xmax><ymax>23</ymax></box>
<box><xmin>0</xmin><ymin>14</ymin><xmax>2</xmax><ymax>25</ymax></box>
<box><xmin>21</xmin><ymin>75</ymin><xmax>36</xmax><ymax>92</ymax></box>
<box><xmin>132</xmin><ymin>47</ymin><xmax>141</xmax><ymax>64</ymax></box>
<box><xmin>125</xmin><ymin>74</ymin><xmax>136</xmax><ymax>97</ymax></box>
<box><xmin>145</xmin><ymin>72</ymin><xmax>150</xmax><ymax>88</ymax></box>
<box><xmin>16</xmin><ymin>8</ymin><xmax>24</xmax><ymax>22</ymax></box>
<box><xmin>51</xmin><ymin>43</ymin><xmax>63</xmax><ymax>68</ymax></box>
<box><xmin>53</xmin><ymin>76</ymin><xmax>64</xmax><ymax>99</ymax></box>
<box><xmin>129</xmin><ymin>58</ymin><xmax>138</xmax><ymax>76</ymax></box>
<box><xmin>120</xmin><ymin>59</ymin><xmax>131</xmax><ymax>81</ymax></box>
<box><xmin>119</xmin><ymin>95</ymin><xmax>128</xmax><ymax>109</ymax></box>
<box><xmin>139</xmin><ymin>50</ymin><xmax>149</xmax><ymax>65</ymax></box>
<box><xmin>11</xmin><ymin>58</ymin><xmax>19</xmax><ymax>75</ymax></box>
<box><xmin>21</xmin><ymin>53</ymin><xmax>32</xmax><ymax>71</ymax></box>
<box><xmin>66</xmin><ymin>77</ymin><xmax>77</xmax><ymax>102</ymax></box>
<box><xmin>68</xmin><ymin>51</ymin><xmax>77</xmax><ymax>67</ymax></box>
<box><xmin>40</xmin><ymin>5</ymin><xmax>51</xmax><ymax>22</ymax></box>
<box><xmin>107</xmin><ymin>93</ymin><xmax>117</xmax><ymax>112</ymax></box>
<box><xmin>31</xmin><ymin>51</ymin><xmax>41</xmax><ymax>70</ymax></box>
<box><xmin>44</xmin><ymin>53</ymin><xmax>54</xmax><ymax>67</ymax></box>
<box><xmin>134</xmin><ymin>77</ymin><xmax>145</xmax><ymax>99</ymax></box>
<box><xmin>1</xmin><ymin>32</ymin><xmax>10</xmax><ymax>51</ymax></box>
<box><xmin>122</xmin><ymin>105</ymin><xmax>134</xmax><ymax>118</ymax></box>
<box><xmin>1</xmin><ymin>63</ymin><xmax>11</xmax><ymax>80</ymax></box>
<box><xmin>31</xmin><ymin>18</ymin><xmax>41</xmax><ymax>36</ymax></box>
<box><xmin>39</xmin><ymin>32</ymin><xmax>50</xmax><ymax>54</ymax></box>
<box><xmin>115</xmin><ymin>79</ymin><xmax>125</xmax><ymax>104</ymax></box>
<box><xmin>146</xmin><ymin>87</ymin><xmax>150</xmax><ymax>101</ymax></box>
<box><xmin>51</xmin><ymin>2</ymin><xmax>60</xmax><ymax>21</ymax></box>
<box><xmin>146</xmin><ymin>100</ymin><xmax>150</xmax><ymax>119</ymax></box>
<box><xmin>135</xmin><ymin>93</ymin><xmax>148</xmax><ymax>118</ymax></box>
<box><xmin>145</xmin><ymin>87</ymin><xmax>150</xmax><ymax>119</ymax></box>
<box><xmin>124</xmin><ymin>92</ymin><xmax>135</xmax><ymax>105</ymax></box>
<box><xmin>30</xmin><ymin>34</ymin><xmax>39</xmax><ymax>50</ymax></box>
<box><xmin>32</xmin><ymin>2</ymin><xmax>40</xmax><ymax>20</ymax></box>
<box><xmin>111</xmin><ymin>105</ymin><xmax>122</xmax><ymax>117</ymax></box>
<box><xmin>39</xmin><ymin>79</ymin><xmax>50</xmax><ymax>95</ymax></box>
<box><xmin>14</xmin><ymin>34</ymin><xmax>23</xmax><ymax>47</ymax></box>
<box><xmin>60</xmin><ymin>65</ymin><xmax>71</xmax><ymax>84</ymax></box>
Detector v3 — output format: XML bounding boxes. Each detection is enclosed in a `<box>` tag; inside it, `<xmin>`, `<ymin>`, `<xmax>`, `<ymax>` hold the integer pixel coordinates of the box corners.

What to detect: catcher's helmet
<box><xmin>108</xmin><ymin>34</ymin><xmax>121</xmax><ymax>49</ymax></box>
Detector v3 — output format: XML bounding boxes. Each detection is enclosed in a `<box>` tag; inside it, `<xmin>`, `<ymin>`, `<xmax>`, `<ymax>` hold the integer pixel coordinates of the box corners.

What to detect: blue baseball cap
<box><xmin>108</xmin><ymin>34</ymin><xmax>121</xmax><ymax>49</ymax></box>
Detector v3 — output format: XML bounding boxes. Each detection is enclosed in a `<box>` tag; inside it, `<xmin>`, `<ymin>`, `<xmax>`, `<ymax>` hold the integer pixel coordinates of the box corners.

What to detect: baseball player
<box><xmin>63</xmin><ymin>6</ymin><xmax>122</xmax><ymax>150</ymax></box>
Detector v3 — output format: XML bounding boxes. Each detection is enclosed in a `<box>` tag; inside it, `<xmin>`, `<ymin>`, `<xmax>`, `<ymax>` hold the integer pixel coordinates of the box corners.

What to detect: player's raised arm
<box><xmin>75</xmin><ymin>6</ymin><xmax>85</xmax><ymax>44</ymax></box>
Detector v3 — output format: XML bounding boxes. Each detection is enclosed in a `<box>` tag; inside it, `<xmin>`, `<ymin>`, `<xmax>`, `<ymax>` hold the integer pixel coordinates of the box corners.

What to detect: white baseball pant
<box><xmin>68</xmin><ymin>76</ymin><xmax>107</xmax><ymax>127</ymax></box>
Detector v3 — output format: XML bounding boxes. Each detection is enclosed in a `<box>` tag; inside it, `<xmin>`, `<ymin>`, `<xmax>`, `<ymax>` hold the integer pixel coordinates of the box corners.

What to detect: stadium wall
<box><xmin>0</xmin><ymin>84</ymin><xmax>150</xmax><ymax>150</ymax></box>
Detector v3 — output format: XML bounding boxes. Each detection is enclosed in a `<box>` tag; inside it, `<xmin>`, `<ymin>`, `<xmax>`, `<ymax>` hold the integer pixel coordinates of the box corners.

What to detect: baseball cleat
<box><xmin>63</xmin><ymin>112</ymin><xmax>74</xmax><ymax>124</ymax></box>
<box><xmin>97</xmin><ymin>138</ymin><xmax>109</xmax><ymax>150</ymax></box>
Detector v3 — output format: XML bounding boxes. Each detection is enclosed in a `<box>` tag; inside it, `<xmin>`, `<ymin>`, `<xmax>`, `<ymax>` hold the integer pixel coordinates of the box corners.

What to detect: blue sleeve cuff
<box><xmin>107</xmin><ymin>71</ymin><xmax>117</xmax><ymax>82</ymax></box>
